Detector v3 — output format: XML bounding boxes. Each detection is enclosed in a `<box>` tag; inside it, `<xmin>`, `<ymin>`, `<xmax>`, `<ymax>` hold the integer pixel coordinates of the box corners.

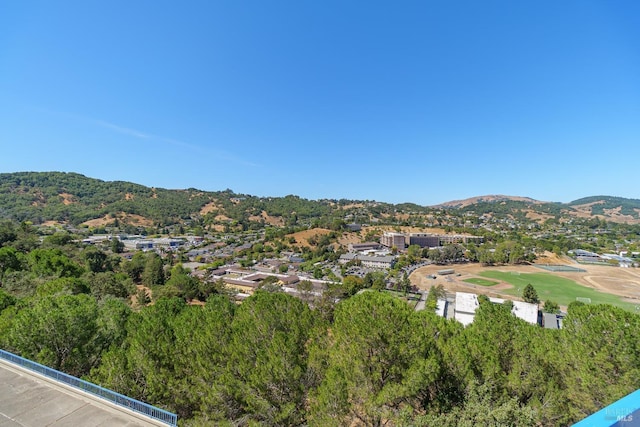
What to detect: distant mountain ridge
<box><xmin>434</xmin><ymin>195</ymin><xmax>545</xmax><ymax>208</ymax></box>
<box><xmin>435</xmin><ymin>194</ymin><xmax>640</xmax><ymax>224</ymax></box>
<box><xmin>567</xmin><ymin>196</ymin><xmax>640</xmax><ymax>223</ymax></box>
<box><xmin>0</xmin><ymin>172</ymin><xmax>639</xmax><ymax>226</ymax></box>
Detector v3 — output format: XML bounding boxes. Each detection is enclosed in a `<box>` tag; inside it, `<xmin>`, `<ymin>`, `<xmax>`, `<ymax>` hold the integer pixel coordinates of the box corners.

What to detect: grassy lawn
<box><xmin>382</xmin><ymin>289</ymin><xmax>421</xmax><ymax>309</ymax></box>
<box><xmin>384</xmin><ymin>289</ymin><xmax>421</xmax><ymax>300</ymax></box>
<box><xmin>463</xmin><ymin>278</ymin><xmax>500</xmax><ymax>287</ymax></box>
<box><xmin>479</xmin><ymin>271</ymin><xmax>638</xmax><ymax>311</ymax></box>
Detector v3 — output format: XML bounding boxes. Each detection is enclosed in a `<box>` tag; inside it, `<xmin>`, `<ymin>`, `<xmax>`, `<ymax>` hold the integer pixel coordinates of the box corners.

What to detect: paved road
<box><xmin>0</xmin><ymin>361</ymin><xmax>163</xmax><ymax>427</ymax></box>
<box><xmin>414</xmin><ymin>290</ymin><xmax>426</xmax><ymax>311</ymax></box>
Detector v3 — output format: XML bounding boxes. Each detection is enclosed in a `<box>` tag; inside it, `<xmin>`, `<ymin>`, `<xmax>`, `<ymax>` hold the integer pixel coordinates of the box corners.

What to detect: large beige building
<box><xmin>380</xmin><ymin>232</ymin><xmax>406</xmax><ymax>250</ymax></box>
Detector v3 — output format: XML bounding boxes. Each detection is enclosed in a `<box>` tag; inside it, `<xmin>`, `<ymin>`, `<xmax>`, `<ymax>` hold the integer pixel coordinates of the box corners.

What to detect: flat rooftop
<box><xmin>511</xmin><ymin>300</ymin><xmax>539</xmax><ymax>324</ymax></box>
<box><xmin>0</xmin><ymin>360</ymin><xmax>165</xmax><ymax>427</ymax></box>
<box><xmin>455</xmin><ymin>292</ymin><xmax>479</xmax><ymax>314</ymax></box>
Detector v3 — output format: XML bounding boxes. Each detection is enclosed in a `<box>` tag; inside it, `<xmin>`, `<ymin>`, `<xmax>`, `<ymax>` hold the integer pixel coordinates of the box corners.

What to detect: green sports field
<box><xmin>479</xmin><ymin>271</ymin><xmax>638</xmax><ymax>311</ymax></box>
<box><xmin>463</xmin><ymin>278</ymin><xmax>500</xmax><ymax>287</ymax></box>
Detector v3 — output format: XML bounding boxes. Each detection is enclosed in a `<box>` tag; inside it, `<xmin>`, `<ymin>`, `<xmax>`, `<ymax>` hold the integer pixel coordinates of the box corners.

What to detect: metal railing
<box><xmin>0</xmin><ymin>349</ymin><xmax>177</xmax><ymax>426</ymax></box>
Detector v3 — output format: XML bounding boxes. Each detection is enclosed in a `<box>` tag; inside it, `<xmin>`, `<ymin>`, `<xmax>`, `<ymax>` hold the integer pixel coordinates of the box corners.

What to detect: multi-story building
<box><xmin>380</xmin><ymin>232</ymin><xmax>406</xmax><ymax>250</ymax></box>
<box><xmin>339</xmin><ymin>253</ymin><xmax>396</xmax><ymax>269</ymax></box>
<box><xmin>348</xmin><ymin>242</ymin><xmax>382</xmax><ymax>252</ymax></box>
<box><xmin>438</xmin><ymin>234</ymin><xmax>484</xmax><ymax>245</ymax></box>
<box><xmin>408</xmin><ymin>233</ymin><xmax>440</xmax><ymax>248</ymax></box>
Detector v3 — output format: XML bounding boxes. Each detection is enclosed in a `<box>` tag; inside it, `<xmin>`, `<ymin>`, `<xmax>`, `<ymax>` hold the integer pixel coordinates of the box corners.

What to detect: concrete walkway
<box><xmin>414</xmin><ymin>290</ymin><xmax>426</xmax><ymax>311</ymax></box>
<box><xmin>0</xmin><ymin>360</ymin><xmax>164</xmax><ymax>427</ymax></box>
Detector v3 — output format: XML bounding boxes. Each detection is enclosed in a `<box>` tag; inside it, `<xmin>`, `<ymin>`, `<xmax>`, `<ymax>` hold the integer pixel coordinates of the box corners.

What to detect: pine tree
<box><xmin>522</xmin><ymin>283</ymin><xmax>539</xmax><ymax>304</ymax></box>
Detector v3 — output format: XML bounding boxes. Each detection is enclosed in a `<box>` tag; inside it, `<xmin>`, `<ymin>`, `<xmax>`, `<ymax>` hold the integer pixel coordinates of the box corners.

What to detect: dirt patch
<box><xmin>41</xmin><ymin>220</ymin><xmax>64</xmax><ymax>227</ymax></box>
<box><xmin>123</xmin><ymin>214</ymin><xmax>153</xmax><ymax>226</ymax></box>
<box><xmin>534</xmin><ymin>252</ymin><xmax>565</xmax><ymax>264</ymax></box>
<box><xmin>337</xmin><ymin>232</ymin><xmax>365</xmax><ymax>248</ymax></box>
<box><xmin>287</xmin><ymin>228</ymin><xmax>333</xmax><ymax>248</ymax></box>
<box><xmin>125</xmin><ymin>193</ymin><xmax>135</xmax><ymax>201</ymax></box>
<box><xmin>132</xmin><ymin>285</ymin><xmax>152</xmax><ymax>306</ymax></box>
<box><xmin>568</xmin><ymin>202</ymin><xmax>640</xmax><ymax>224</ymax></box>
<box><xmin>82</xmin><ymin>216</ymin><xmax>114</xmax><ymax>227</ymax></box>
<box><xmin>551</xmin><ymin>265</ymin><xmax>640</xmax><ymax>300</ymax></box>
<box><xmin>248</xmin><ymin>211</ymin><xmax>285</xmax><ymax>226</ymax></box>
<box><xmin>200</xmin><ymin>201</ymin><xmax>219</xmax><ymax>215</ymax></box>
<box><xmin>566</xmin><ymin>207</ymin><xmax>595</xmax><ymax>219</ymax></box>
<box><xmin>602</xmin><ymin>207</ymin><xmax>638</xmax><ymax>224</ymax></box>
<box><xmin>81</xmin><ymin>213</ymin><xmax>154</xmax><ymax>228</ymax></box>
<box><xmin>59</xmin><ymin>193</ymin><xmax>75</xmax><ymax>205</ymax></box>
<box><xmin>525</xmin><ymin>210</ymin><xmax>553</xmax><ymax>223</ymax></box>
<box><xmin>410</xmin><ymin>263</ymin><xmax>520</xmax><ymax>300</ymax></box>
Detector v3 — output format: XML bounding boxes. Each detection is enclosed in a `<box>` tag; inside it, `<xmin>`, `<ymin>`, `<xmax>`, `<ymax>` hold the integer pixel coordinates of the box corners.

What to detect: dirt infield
<box><xmin>410</xmin><ymin>254</ymin><xmax>640</xmax><ymax>304</ymax></box>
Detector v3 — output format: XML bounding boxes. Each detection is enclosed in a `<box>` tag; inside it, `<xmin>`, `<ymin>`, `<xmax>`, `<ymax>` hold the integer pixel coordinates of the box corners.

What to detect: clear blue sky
<box><xmin>1</xmin><ymin>1</ymin><xmax>639</xmax><ymax>205</ymax></box>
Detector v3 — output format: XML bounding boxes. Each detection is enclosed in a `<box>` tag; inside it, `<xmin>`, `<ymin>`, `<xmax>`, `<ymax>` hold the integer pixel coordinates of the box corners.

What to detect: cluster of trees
<box><xmin>411</xmin><ymin>241</ymin><xmax>536</xmax><ymax>267</ymax></box>
<box><xmin>2</xmin><ymin>287</ymin><xmax>639</xmax><ymax>426</ymax></box>
<box><xmin>204</xmin><ymin>192</ymin><xmax>337</xmax><ymax>231</ymax></box>
<box><xmin>473</xmin><ymin>241</ymin><xmax>536</xmax><ymax>266</ymax></box>
<box><xmin>424</xmin><ymin>244</ymin><xmax>466</xmax><ymax>265</ymax></box>
<box><xmin>0</xmin><ymin>220</ymin><xmax>216</xmax><ymax>304</ymax></box>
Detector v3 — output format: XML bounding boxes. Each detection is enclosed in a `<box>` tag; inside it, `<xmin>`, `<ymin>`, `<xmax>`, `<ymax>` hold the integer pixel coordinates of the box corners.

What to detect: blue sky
<box><xmin>1</xmin><ymin>1</ymin><xmax>639</xmax><ymax>205</ymax></box>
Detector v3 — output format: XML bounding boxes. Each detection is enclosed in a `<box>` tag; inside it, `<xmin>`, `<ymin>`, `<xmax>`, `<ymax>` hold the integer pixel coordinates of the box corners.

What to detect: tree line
<box><xmin>2</xmin><ymin>288</ymin><xmax>639</xmax><ymax>426</ymax></box>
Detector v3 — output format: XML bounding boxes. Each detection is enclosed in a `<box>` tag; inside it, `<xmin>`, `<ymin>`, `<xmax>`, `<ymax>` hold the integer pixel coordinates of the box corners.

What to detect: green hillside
<box><xmin>0</xmin><ymin>172</ymin><xmax>213</xmax><ymax>225</ymax></box>
<box><xmin>0</xmin><ymin>172</ymin><xmax>340</xmax><ymax>228</ymax></box>
<box><xmin>1</xmin><ymin>171</ymin><xmax>639</xmax><ymax>229</ymax></box>
<box><xmin>569</xmin><ymin>195</ymin><xmax>640</xmax><ymax>218</ymax></box>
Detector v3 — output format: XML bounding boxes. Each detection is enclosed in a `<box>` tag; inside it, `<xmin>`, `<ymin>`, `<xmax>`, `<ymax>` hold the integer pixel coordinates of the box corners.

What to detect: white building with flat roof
<box><xmin>511</xmin><ymin>301</ymin><xmax>539</xmax><ymax>324</ymax></box>
<box><xmin>451</xmin><ymin>292</ymin><xmax>539</xmax><ymax>326</ymax></box>
<box><xmin>339</xmin><ymin>253</ymin><xmax>396</xmax><ymax>269</ymax></box>
<box><xmin>435</xmin><ymin>299</ymin><xmax>448</xmax><ymax>318</ymax></box>
<box><xmin>454</xmin><ymin>292</ymin><xmax>479</xmax><ymax>326</ymax></box>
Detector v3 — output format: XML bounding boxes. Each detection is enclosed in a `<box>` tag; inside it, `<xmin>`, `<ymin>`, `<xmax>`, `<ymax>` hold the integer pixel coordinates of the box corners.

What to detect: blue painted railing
<box><xmin>573</xmin><ymin>388</ymin><xmax>640</xmax><ymax>426</ymax></box>
<box><xmin>0</xmin><ymin>349</ymin><xmax>177</xmax><ymax>426</ymax></box>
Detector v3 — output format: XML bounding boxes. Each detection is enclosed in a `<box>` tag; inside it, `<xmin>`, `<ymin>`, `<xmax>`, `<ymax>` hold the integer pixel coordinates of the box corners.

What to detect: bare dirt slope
<box><xmin>287</xmin><ymin>228</ymin><xmax>333</xmax><ymax>248</ymax></box>
<box><xmin>81</xmin><ymin>213</ymin><xmax>154</xmax><ymax>227</ymax></box>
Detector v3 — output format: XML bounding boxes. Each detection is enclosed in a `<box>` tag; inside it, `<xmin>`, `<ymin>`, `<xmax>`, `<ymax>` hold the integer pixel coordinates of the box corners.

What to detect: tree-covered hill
<box><xmin>0</xmin><ymin>172</ymin><xmax>346</xmax><ymax>228</ymax></box>
<box><xmin>569</xmin><ymin>195</ymin><xmax>640</xmax><ymax>219</ymax></box>
<box><xmin>438</xmin><ymin>194</ymin><xmax>640</xmax><ymax>224</ymax></box>
<box><xmin>0</xmin><ymin>172</ymin><xmax>213</xmax><ymax>225</ymax></box>
<box><xmin>1</xmin><ymin>172</ymin><xmax>639</xmax><ymax>228</ymax></box>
